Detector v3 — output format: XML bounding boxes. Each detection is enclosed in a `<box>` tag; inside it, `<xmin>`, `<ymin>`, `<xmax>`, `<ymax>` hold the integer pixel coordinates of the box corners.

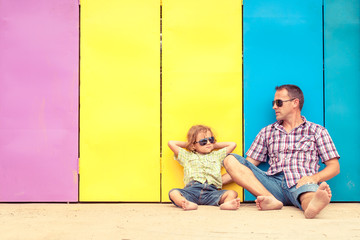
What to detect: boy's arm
<box><xmin>168</xmin><ymin>141</ymin><xmax>187</xmax><ymax>157</ymax></box>
<box><xmin>222</xmin><ymin>173</ymin><xmax>233</xmax><ymax>185</ymax></box>
<box><xmin>213</xmin><ymin>142</ymin><xmax>237</xmax><ymax>154</ymax></box>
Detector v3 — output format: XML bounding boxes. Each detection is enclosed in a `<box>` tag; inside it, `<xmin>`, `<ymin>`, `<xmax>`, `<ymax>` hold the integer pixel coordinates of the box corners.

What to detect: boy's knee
<box><xmin>228</xmin><ymin>190</ymin><xmax>238</xmax><ymax>198</ymax></box>
<box><xmin>222</xmin><ymin>190</ymin><xmax>238</xmax><ymax>200</ymax></box>
<box><xmin>169</xmin><ymin>189</ymin><xmax>180</xmax><ymax>199</ymax></box>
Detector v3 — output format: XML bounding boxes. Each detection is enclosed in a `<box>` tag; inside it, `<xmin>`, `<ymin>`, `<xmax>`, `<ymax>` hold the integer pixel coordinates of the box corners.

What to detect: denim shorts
<box><xmin>230</xmin><ymin>154</ymin><xmax>319</xmax><ymax>210</ymax></box>
<box><xmin>169</xmin><ymin>181</ymin><xmax>227</xmax><ymax>207</ymax></box>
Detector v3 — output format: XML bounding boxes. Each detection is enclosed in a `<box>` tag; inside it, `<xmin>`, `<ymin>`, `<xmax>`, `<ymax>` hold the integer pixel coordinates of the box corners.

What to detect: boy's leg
<box><xmin>169</xmin><ymin>190</ymin><xmax>198</xmax><ymax>211</ymax></box>
<box><xmin>299</xmin><ymin>182</ymin><xmax>332</xmax><ymax>219</ymax></box>
<box><xmin>219</xmin><ymin>190</ymin><xmax>240</xmax><ymax>210</ymax></box>
<box><xmin>223</xmin><ymin>154</ymin><xmax>283</xmax><ymax>210</ymax></box>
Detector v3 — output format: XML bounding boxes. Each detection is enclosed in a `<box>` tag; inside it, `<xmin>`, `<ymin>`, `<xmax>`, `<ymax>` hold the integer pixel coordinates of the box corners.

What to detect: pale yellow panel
<box><xmin>162</xmin><ymin>0</ymin><xmax>243</xmax><ymax>202</ymax></box>
<box><xmin>80</xmin><ymin>0</ymin><xmax>160</xmax><ymax>201</ymax></box>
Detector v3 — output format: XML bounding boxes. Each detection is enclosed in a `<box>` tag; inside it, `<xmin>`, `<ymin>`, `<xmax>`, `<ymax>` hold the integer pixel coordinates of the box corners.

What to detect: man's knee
<box><xmin>224</xmin><ymin>154</ymin><xmax>247</xmax><ymax>171</ymax></box>
<box><xmin>223</xmin><ymin>155</ymin><xmax>239</xmax><ymax>170</ymax></box>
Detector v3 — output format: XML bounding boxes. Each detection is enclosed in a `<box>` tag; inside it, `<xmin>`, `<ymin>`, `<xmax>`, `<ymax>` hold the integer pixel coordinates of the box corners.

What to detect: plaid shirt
<box><xmin>246</xmin><ymin>117</ymin><xmax>340</xmax><ymax>188</ymax></box>
<box><xmin>175</xmin><ymin>147</ymin><xmax>227</xmax><ymax>189</ymax></box>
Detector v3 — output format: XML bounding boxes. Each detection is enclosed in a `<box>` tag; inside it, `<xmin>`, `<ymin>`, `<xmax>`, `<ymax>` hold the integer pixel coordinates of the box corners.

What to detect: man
<box><xmin>223</xmin><ymin>84</ymin><xmax>340</xmax><ymax>218</ymax></box>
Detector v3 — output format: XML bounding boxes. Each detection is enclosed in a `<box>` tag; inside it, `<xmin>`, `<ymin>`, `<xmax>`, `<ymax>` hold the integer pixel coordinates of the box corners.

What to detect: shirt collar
<box><xmin>274</xmin><ymin>116</ymin><xmax>307</xmax><ymax>132</ymax></box>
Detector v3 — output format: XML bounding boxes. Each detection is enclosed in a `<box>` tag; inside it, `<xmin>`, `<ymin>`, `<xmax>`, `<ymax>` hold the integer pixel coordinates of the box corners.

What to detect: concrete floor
<box><xmin>1</xmin><ymin>203</ymin><xmax>360</xmax><ymax>240</ymax></box>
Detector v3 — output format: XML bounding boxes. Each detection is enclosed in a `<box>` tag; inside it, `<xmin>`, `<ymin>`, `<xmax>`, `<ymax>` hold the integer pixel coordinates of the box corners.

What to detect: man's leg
<box><xmin>223</xmin><ymin>155</ymin><xmax>283</xmax><ymax>210</ymax></box>
<box><xmin>299</xmin><ymin>182</ymin><xmax>332</xmax><ymax>219</ymax></box>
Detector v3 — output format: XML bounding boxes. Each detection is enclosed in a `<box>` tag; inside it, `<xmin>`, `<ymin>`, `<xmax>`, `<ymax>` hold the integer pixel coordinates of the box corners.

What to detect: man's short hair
<box><xmin>275</xmin><ymin>84</ymin><xmax>304</xmax><ymax>110</ymax></box>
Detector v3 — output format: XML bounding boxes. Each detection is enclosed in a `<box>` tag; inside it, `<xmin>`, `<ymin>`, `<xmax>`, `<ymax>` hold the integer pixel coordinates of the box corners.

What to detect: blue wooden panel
<box><xmin>324</xmin><ymin>0</ymin><xmax>360</xmax><ymax>201</ymax></box>
<box><xmin>243</xmin><ymin>0</ymin><xmax>323</xmax><ymax>201</ymax></box>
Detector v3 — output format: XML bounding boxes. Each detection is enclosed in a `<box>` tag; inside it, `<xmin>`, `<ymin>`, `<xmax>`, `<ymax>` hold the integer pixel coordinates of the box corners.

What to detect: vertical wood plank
<box><xmin>324</xmin><ymin>0</ymin><xmax>360</xmax><ymax>201</ymax></box>
<box><xmin>80</xmin><ymin>0</ymin><xmax>160</xmax><ymax>201</ymax></box>
<box><xmin>0</xmin><ymin>0</ymin><xmax>79</xmax><ymax>202</ymax></box>
<box><xmin>162</xmin><ymin>0</ymin><xmax>243</xmax><ymax>202</ymax></box>
<box><xmin>243</xmin><ymin>0</ymin><xmax>323</xmax><ymax>201</ymax></box>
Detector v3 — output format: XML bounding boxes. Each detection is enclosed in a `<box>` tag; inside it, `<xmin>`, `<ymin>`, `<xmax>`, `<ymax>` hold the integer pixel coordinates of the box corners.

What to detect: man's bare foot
<box><xmin>255</xmin><ymin>196</ymin><xmax>283</xmax><ymax>210</ymax></box>
<box><xmin>182</xmin><ymin>200</ymin><xmax>198</xmax><ymax>211</ymax></box>
<box><xmin>304</xmin><ymin>182</ymin><xmax>331</xmax><ymax>219</ymax></box>
<box><xmin>220</xmin><ymin>198</ymin><xmax>240</xmax><ymax>210</ymax></box>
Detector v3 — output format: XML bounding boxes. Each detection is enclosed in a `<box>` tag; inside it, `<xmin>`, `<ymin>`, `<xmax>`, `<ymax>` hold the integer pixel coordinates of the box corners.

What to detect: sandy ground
<box><xmin>1</xmin><ymin>203</ymin><xmax>359</xmax><ymax>240</ymax></box>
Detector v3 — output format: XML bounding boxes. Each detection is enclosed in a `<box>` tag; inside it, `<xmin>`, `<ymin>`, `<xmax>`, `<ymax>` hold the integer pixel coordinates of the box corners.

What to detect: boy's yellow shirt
<box><xmin>175</xmin><ymin>147</ymin><xmax>227</xmax><ymax>189</ymax></box>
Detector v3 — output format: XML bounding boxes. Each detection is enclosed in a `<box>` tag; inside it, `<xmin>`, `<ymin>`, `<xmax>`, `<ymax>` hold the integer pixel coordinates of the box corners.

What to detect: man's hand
<box><xmin>296</xmin><ymin>158</ymin><xmax>340</xmax><ymax>189</ymax></box>
<box><xmin>296</xmin><ymin>175</ymin><xmax>319</xmax><ymax>189</ymax></box>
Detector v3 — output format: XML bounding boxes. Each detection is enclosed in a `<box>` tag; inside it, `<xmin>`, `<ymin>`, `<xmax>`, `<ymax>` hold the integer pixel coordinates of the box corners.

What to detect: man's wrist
<box><xmin>312</xmin><ymin>175</ymin><xmax>321</xmax><ymax>184</ymax></box>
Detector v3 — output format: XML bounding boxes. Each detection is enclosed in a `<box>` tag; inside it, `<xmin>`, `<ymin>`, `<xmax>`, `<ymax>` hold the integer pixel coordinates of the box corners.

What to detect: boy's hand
<box><xmin>168</xmin><ymin>141</ymin><xmax>187</xmax><ymax>157</ymax></box>
<box><xmin>214</xmin><ymin>142</ymin><xmax>237</xmax><ymax>154</ymax></box>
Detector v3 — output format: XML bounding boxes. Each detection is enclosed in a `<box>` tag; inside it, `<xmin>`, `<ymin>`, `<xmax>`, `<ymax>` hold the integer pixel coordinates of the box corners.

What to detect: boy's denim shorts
<box><xmin>230</xmin><ymin>154</ymin><xmax>319</xmax><ymax>210</ymax></box>
<box><xmin>169</xmin><ymin>181</ymin><xmax>227</xmax><ymax>207</ymax></box>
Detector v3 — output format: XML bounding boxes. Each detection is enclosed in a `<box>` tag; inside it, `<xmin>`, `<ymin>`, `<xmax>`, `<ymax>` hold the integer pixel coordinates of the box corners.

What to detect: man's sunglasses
<box><xmin>272</xmin><ymin>98</ymin><xmax>296</xmax><ymax>107</ymax></box>
<box><xmin>195</xmin><ymin>136</ymin><xmax>215</xmax><ymax>146</ymax></box>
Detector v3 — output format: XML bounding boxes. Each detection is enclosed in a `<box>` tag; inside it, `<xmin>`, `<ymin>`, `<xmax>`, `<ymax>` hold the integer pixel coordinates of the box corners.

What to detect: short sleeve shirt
<box><xmin>175</xmin><ymin>147</ymin><xmax>227</xmax><ymax>189</ymax></box>
<box><xmin>246</xmin><ymin>117</ymin><xmax>340</xmax><ymax>188</ymax></box>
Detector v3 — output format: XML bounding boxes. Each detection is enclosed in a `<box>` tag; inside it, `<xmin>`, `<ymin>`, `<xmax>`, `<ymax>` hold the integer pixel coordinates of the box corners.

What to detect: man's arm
<box><xmin>246</xmin><ymin>156</ymin><xmax>262</xmax><ymax>166</ymax></box>
<box><xmin>296</xmin><ymin>158</ymin><xmax>340</xmax><ymax>188</ymax></box>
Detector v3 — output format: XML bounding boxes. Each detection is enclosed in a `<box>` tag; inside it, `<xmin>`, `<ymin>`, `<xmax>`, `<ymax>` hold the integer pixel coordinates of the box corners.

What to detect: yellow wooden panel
<box><xmin>162</xmin><ymin>0</ymin><xmax>243</xmax><ymax>202</ymax></box>
<box><xmin>80</xmin><ymin>0</ymin><xmax>160</xmax><ymax>201</ymax></box>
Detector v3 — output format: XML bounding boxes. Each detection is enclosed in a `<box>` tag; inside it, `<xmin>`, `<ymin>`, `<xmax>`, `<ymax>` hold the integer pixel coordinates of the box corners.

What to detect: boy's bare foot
<box><xmin>182</xmin><ymin>200</ymin><xmax>198</xmax><ymax>211</ymax></box>
<box><xmin>255</xmin><ymin>196</ymin><xmax>283</xmax><ymax>210</ymax></box>
<box><xmin>220</xmin><ymin>198</ymin><xmax>240</xmax><ymax>210</ymax></box>
<box><xmin>304</xmin><ymin>182</ymin><xmax>331</xmax><ymax>219</ymax></box>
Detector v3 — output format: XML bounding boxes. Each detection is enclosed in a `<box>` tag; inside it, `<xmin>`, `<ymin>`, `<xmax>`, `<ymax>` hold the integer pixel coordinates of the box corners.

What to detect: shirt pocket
<box><xmin>293</xmin><ymin>136</ymin><xmax>316</xmax><ymax>151</ymax></box>
<box><xmin>205</xmin><ymin>158</ymin><xmax>221</xmax><ymax>172</ymax></box>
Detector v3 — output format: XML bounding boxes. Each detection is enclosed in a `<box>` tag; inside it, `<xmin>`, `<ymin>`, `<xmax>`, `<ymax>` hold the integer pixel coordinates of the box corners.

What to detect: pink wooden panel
<box><xmin>0</xmin><ymin>0</ymin><xmax>79</xmax><ymax>201</ymax></box>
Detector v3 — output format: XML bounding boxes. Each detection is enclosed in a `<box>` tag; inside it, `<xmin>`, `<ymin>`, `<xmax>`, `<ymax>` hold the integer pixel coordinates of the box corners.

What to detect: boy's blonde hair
<box><xmin>185</xmin><ymin>125</ymin><xmax>216</xmax><ymax>151</ymax></box>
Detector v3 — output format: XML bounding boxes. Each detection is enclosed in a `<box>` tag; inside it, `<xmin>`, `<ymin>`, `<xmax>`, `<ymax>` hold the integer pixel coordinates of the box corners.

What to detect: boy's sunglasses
<box><xmin>272</xmin><ymin>98</ymin><xmax>296</xmax><ymax>107</ymax></box>
<box><xmin>195</xmin><ymin>136</ymin><xmax>215</xmax><ymax>146</ymax></box>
